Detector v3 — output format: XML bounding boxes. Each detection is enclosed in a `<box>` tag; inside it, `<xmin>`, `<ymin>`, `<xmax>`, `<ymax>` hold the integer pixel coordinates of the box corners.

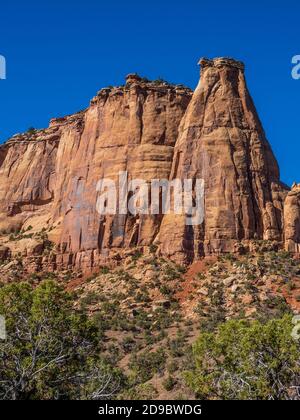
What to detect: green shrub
<box><xmin>129</xmin><ymin>349</ymin><xmax>166</xmax><ymax>383</ymax></box>
<box><xmin>163</xmin><ymin>375</ymin><xmax>176</xmax><ymax>391</ymax></box>
<box><xmin>185</xmin><ymin>316</ymin><xmax>300</xmax><ymax>400</ymax></box>
<box><xmin>0</xmin><ymin>281</ymin><xmax>123</xmax><ymax>400</ymax></box>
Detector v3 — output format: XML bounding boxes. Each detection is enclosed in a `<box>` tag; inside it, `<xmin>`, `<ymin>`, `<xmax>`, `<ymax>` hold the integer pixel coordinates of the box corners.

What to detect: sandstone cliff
<box><xmin>0</xmin><ymin>75</ymin><xmax>192</xmax><ymax>270</ymax></box>
<box><xmin>158</xmin><ymin>58</ymin><xmax>289</xmax><ymax>263</ymax></box>
<box><xmin>0</xmin><ymin>59</ymin><xmax>298</xmax><ymax>271</ymax></box>
<box><xmin>284</xmin><ymin>183</ymin><xmax>300</xmax><ymax>254</ymax></box>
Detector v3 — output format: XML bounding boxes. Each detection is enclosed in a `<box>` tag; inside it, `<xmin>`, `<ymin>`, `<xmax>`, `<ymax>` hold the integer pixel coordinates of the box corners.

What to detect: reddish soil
<box><xmin>176</xmin><ymin>257</ymin><xmax>216</xmax><ymax>304</ymax></box>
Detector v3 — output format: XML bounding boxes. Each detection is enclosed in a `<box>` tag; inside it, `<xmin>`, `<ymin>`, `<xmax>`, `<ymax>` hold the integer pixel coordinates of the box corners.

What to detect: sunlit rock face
<box><xmin>284</xmin><ymin>184</ymin><xmax>300</xmax><ymax>254</ymax></box>
<box><xmin>0</xmin><ymin>76</ymin><xmax>192</xmax><ymax>270</ymax></box>
<box><xmin>158</xmin><ymin>58</ymin><xmax>288</xmax><ymax>263</ymax></box>
<box><xmin>0</xmin><ymin>59</ymin><xmax>297</xmax><ymax>271</ymax></box>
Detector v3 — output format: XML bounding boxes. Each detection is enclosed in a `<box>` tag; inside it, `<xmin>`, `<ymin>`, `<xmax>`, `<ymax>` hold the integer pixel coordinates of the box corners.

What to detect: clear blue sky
<box><xmin>0</xmin><ymin>0</ymin><xmax>299</xmax><ymax>185</ymax></box>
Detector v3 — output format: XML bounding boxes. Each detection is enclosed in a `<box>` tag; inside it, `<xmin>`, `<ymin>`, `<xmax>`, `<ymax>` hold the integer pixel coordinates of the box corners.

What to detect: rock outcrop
<box><xmin>158</xmin><ymin>57</ymin><xmax>289</xmax><ymax>263</ymax></box>
<box><xmin>284</xmin><ymin>184</ymin><xmax>300</xmax><ymax>254</ymax></box>
<box><xmin>0</xmin><ymin>58</ymin><xmax>298</xmax><ymax>271</ymax></box>
<box><xmin>0</xmin><ymin>76</ymin><xmax>192</xmax><ymax>270</ymax></box>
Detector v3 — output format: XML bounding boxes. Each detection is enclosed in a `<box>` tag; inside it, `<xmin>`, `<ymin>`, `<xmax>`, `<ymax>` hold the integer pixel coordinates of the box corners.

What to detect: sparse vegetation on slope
<box><xmin>0</xmin><ymin>245</ymin><xmax>300</xmax><ymax>400</ymax></box>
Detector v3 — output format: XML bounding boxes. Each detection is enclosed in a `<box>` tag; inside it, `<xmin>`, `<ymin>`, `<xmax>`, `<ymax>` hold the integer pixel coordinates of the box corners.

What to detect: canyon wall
<box><xmin>0</xmin><ymin>75</ymin><xmax>192</xmax><ymax>270</ymax></box>
<box><xmin>0</xmin><ymin>59</ymin><xmax>298</xmax><ymax>271</ymax></box>
<box><xmin>158</xmin><ymin>58</ymin><xmax>289</xmax><ymax>263</ymax></box>
<box><xmin>284</xmin><ymin>184</ymin><xmax>300</xmax><ymax>254</ymax></box>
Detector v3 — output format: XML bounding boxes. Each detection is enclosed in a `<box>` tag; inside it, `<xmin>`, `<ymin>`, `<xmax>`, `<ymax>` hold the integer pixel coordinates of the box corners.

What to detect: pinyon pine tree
<box><xmin>0</xmin><ymin>280</ymin><xmax>122</xmax><ymax>400</ymax></box>
<box><xmin>186</xmin><ymin>316</ymin><xmax>300</xmax><ymax>400</ymax></box>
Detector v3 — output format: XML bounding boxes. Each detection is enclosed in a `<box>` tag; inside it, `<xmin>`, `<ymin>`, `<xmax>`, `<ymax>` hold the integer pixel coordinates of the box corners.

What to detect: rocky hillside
<box><xmin>0</xmin><ymin>57</ymin><xmax>300</xmax><ymax>273</ymax></box>
<box><xmin>2</xmin><ymin>244</ymin><xmax>296</xmax><ymax>399</ymax></box>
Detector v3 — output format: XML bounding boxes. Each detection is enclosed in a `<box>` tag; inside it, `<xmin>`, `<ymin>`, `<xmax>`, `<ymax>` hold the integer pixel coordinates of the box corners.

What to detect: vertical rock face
<box><xmin>0</xmin><ymin>128</ymin><xmax>60</xmax><ymax>233</ymax></box>
<box><xmin>52</xmin><ymin>76</ymin><xmax>192</xmax><ymax>269</ymax></box>
<box><xmin>158</xmin><ymin>58</ymin><xmax>288</xmax><ymax>263</ymax></box>
<box><xmin>0</xmin><ymin>59</ymin><xmax>298</xmax><ymax>270</ymax></box>
<box><xmin>284</xmin><ymin>184</ymin><xmax>300</xmax><ymax>253</ymax></box>
<box><xmin>0</xmin><ymin>76</ymin><xmax>192</xmax><ymax>269</ymax></box>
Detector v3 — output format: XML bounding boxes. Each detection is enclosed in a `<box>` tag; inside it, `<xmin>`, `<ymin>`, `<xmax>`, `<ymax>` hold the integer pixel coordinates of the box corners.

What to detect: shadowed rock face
<box><xmin>0</xmin><ymin>58</ymin><xmax>297</xmax><ymax>271</ymax></box>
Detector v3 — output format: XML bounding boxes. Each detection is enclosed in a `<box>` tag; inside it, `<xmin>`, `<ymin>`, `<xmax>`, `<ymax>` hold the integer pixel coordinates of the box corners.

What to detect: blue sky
<box><xmin>0</xmin><ymin>0</ymin><xmax>299</xmax><ymax>185</ymax></box>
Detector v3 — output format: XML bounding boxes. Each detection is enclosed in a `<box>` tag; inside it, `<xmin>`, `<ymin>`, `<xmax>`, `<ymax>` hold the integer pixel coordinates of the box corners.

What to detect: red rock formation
<box><xmin>158</xmin><ymin>58</ymin><xmax>289</xmax><ymax>263</ymax></box>
<box><xmin>284</xmin><ymin>184</ymin><xmax>300</xmax><ymax>254</ymax></box>
<box><xmin>0</xmin><ymin>76</ymin><xmax>192</xmax><ymax>270</ymax></box>
<box><xmin>0</xmin><ymin>58</ymin><xmax>297</xmax><ymax>271</ymax></box>
<box><xmin>0</xmin><ymin>126</ymin><xmax>60</xmax><ymax>234</ymax></box>
<box><xmin>53</xmin><ymin>78</ymin><xmax>191</xmax><ymax>269</ymax></box>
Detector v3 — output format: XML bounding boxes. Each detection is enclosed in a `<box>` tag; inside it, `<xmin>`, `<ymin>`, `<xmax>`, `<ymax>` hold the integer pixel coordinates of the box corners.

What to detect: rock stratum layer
<box><xmin>0</xmin><ymin>58</ymin><xmax>298</xmax><ymax>271</ymax></box>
